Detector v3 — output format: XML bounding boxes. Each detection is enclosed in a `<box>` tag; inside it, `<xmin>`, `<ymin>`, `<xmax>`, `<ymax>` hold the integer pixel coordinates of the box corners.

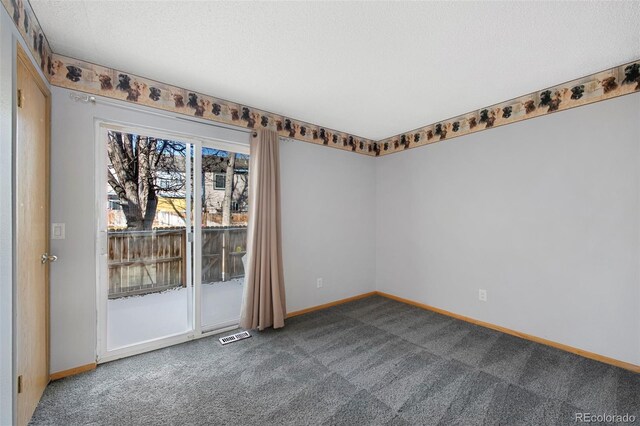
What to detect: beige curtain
<box><xmin>240</xmin><ymin>129</ymin><xmax>286</xmax><ymax>330</ymax></box>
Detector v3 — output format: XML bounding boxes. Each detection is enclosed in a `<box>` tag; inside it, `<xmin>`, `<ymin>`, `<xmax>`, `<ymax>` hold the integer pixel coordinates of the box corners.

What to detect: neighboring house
<box><xmin>203</xmin><ymin>171</ymin><xmax>248</xmax><ymax>216</ymax></box>
<box><xmin>108</xmin><ymin>194</ymin><xmax>187</xmax><ymax>228</ymax></box>
<box><xmin>107</xmin><ymin>153</ymin><xmax>249</xmax><ymax>229</ymax></box>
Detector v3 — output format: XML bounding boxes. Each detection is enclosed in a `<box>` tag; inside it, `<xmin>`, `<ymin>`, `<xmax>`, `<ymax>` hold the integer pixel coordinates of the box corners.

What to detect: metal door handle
<box><xmin>41</xmin><ymin>253</ymin><xmax>58</xmax><ymax>264</ymax></box>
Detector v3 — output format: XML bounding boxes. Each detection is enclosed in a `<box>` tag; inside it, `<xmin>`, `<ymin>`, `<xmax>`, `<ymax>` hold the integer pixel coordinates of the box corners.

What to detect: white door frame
<box><xmin>95</xmin><ymin>119</ymin><xmax>248</xmax><ymax>363</ymax></box>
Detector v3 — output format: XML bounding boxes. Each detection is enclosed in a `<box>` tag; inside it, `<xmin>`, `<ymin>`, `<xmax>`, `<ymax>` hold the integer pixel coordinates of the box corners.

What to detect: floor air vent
<box><xmin>219</xmin><ymin>331</ymin><xmax>251</xmax><ymax>345</ymax></box>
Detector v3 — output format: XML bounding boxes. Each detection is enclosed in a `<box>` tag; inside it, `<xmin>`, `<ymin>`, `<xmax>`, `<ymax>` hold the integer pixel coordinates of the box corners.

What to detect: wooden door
<box><xmin>15</xmin><ymin>45</ymin><xmax>51</xmax><ymax>426</ymax></box>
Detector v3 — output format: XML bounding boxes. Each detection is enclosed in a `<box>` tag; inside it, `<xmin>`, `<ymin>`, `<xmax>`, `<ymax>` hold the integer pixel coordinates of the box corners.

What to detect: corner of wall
<box><xmin>373</xmin><ymin>152</ymin><xmax>380</xmax><ymax>293</ymax></box>
<box><xmin>372</xmin><ymin>94</ymin><xmax>640</xmax><ymax>366</ymax></box>
<box><xmin>0</xmin><ymin>7</ymin><xmax>15</xmax><ymax>426</ymax></box>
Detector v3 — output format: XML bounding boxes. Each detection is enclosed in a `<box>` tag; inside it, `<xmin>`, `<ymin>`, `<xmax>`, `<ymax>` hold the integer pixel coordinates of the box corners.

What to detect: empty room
<box><xmin>1</xmin><ymin>0</ymin><xmax>639</xmax><ymax>425</ymax></box>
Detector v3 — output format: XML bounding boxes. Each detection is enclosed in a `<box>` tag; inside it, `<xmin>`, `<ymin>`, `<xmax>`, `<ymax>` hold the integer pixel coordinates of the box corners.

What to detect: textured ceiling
<box><xmin>30</xmin><ymin>1</ymin><xmax>640</xmax><ymax>140</ymax></box>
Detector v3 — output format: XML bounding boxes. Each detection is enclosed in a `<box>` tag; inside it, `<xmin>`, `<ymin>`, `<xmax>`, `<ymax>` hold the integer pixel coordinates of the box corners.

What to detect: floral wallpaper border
<box><xmin>3</xmin><ymin>1</ymin><xmax>639</xmax><ymax>158</ymax></box>
<box><xmin>48</xmin><ymin>53</ymin><xmax>377</xmax><ymax>155</ymax></box>
<box><xmin>1</xmin><ymin>0</ymin><xmax>53</xmax><ymax>76</ymax></box>
<box><xmin>2</xmin><ymin>0</ymin><xmax>376</xmax><ymax>155</ymax></box>
<box><xmin>374</xmin><ymin>60</ymin><xmax>640</xmax><ymax>156</ymax></box>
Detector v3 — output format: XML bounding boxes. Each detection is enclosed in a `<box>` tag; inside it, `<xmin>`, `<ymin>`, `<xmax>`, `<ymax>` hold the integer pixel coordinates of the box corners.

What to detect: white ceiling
<box><xmin>30</xmin><ymin>1</ymin><xmax>640</xmax><ymax>140</ymax></box>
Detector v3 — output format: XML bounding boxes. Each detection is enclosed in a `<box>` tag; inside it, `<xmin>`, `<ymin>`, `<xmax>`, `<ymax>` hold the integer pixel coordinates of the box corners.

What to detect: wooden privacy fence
<box><xmin>108</xmin><ymin>226</ymin><xmax>247</xmax><ymax>299</ymax></box>
<box><xmin>201</xmin><ymin>227</ymin><xmax>247</xmax><ymax>285</ymax></box>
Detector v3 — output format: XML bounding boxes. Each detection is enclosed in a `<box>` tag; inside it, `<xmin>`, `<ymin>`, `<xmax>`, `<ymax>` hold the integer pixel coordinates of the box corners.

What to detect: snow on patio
<box><xmin>107</xmin><ymin>278</ymin><xmax>244</xmax><ymax>350</ymax></box>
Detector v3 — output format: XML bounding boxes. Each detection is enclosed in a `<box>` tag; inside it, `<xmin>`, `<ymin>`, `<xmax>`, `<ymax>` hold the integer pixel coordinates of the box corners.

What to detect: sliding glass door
<box><xmin>198</xmin><ymin>147</ymin><xmax>249</xmax><ymax>331</ymax></box>
<box><xmin>97</xmin><ymin>122</ymin><xmax>249</xmax><ymax>361</ymax></box>
<box><xmin>103</xmin><ymin>129</ymin><xmax>193</xmax><ymax>352</ymax></box>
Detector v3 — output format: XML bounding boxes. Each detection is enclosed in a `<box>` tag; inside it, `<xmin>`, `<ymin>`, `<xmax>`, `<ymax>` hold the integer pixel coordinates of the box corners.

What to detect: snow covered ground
<box><xmin>107</xmin><ymin>278</ymin><xmax>244</xmax><ymax>350</ymax></box>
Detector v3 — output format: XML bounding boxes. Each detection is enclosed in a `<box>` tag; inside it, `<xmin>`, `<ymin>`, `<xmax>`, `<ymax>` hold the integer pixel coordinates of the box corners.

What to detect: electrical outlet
<box><xmin>317</xmin><ymin>278</ymin><xmax>323</xmax><ymax>288</ymax></box>
<box><xmin>478</xmin><ymin>289</ymin><xmax>487</xmax><ymax>302</ymax></box>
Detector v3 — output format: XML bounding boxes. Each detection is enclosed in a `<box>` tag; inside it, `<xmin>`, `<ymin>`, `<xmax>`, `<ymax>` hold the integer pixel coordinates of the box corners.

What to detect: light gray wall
<box><xmin>39</xmin><ymin>51</ymin><xmax>640</xmax><ymax>380</ymax></box>
<box><xmin>50</xmin><ymin>87</ymin><xmax>250</xmax><ymax>373</ymax></box>
<box><xmin>0</xmin><ymin>10</ymin><xmax>13</xmax><ymax>425</ymax></box>
<box><xmin>0</xmin><ymin>6</ymin><xmax>52</xmax><ymax>423</ymax></box>
<box><xmin>376</xmin><ymin>93</ymin><xmax>640</xmax><ymax>365</ymax></box>
<box><xmin>280</xmin><ymin>139</ymin><xmax>376</xmax><ymax>312</ymax></box>
<box><xmin>50</xmin><ymin>86</ymin><xmax>376</xmax><ymax>372</ymax></box>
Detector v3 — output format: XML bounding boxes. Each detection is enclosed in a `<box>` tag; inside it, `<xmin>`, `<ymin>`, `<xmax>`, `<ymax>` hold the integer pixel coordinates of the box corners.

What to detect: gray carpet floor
<box><xmin>31</xmin><ymin>295</ymin><xmax>639</xmax><ymax>425</ymax></box>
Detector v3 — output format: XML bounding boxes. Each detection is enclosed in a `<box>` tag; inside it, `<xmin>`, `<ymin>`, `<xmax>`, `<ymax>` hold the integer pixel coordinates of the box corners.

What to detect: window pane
<box><xmin>200</xmin><ymin>148</ymin><xmax>249</xmax><ymax>329</ymax></box>
<box><xmin>106</xmin><ymin>130</ymin><xmax>191</xmax><ymax>350</ymax></box>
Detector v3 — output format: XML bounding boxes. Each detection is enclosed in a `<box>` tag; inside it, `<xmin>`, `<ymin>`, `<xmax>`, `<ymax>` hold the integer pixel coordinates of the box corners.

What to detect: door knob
<box><xmin>41</xmin><ymin>253</ymin><xmax>58</xmax><ymax>264</ymax></box>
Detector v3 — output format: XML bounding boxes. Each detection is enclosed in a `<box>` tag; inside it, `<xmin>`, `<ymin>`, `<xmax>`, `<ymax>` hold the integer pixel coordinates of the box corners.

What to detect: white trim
<box><xmin>185</xmin><ymin>143</ymin><xmax>193</xmax><ymax>333</ymax></box>
<box><xmin>98</xmin><ymin>324</ymin><xmax>242</xmax><ymax>364</ymax></box>
<box><xmin>92</xmin><ymin>117</ymin><xmax>249</xmax><ymax>155</ymax></box>
<box><xmin>97</xmin><ymin>324</ymin><xmax>239</xmax><ymax>364</ymax></box>
<box><xmin>202</xmin><ymin>319</ymin><xmax>240</xmax><ymax>334</ymax></box>
<box><xmin>193</xmin><ymin>144</ymin><xmax>203</xmax><ymax>336</ymax></box>
<box><xmin>198</xmin><ymin>138</ymin><xmax>245</xmax><ymax>330</ymax></box>
<box><xmin>94</xmin><ymin>119</ymin><xmax>245</xmax><ymax>363</ymax></box>
<box><xmin>94</xmin><ymin>120</ymin><xmax>108</xmax><ymax>362</ymax></box>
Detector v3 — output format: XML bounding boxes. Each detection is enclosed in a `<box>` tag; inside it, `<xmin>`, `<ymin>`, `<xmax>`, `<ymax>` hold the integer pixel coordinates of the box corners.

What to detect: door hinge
<box><xmin>17</xmin><ymin>375</ymin><xmax>23</xmax><ymax>393</ymax></box>
<box><xmin>17</xmin><ymin>89</ymin><xmax>23</xmax><ymax>108</ymax></box>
